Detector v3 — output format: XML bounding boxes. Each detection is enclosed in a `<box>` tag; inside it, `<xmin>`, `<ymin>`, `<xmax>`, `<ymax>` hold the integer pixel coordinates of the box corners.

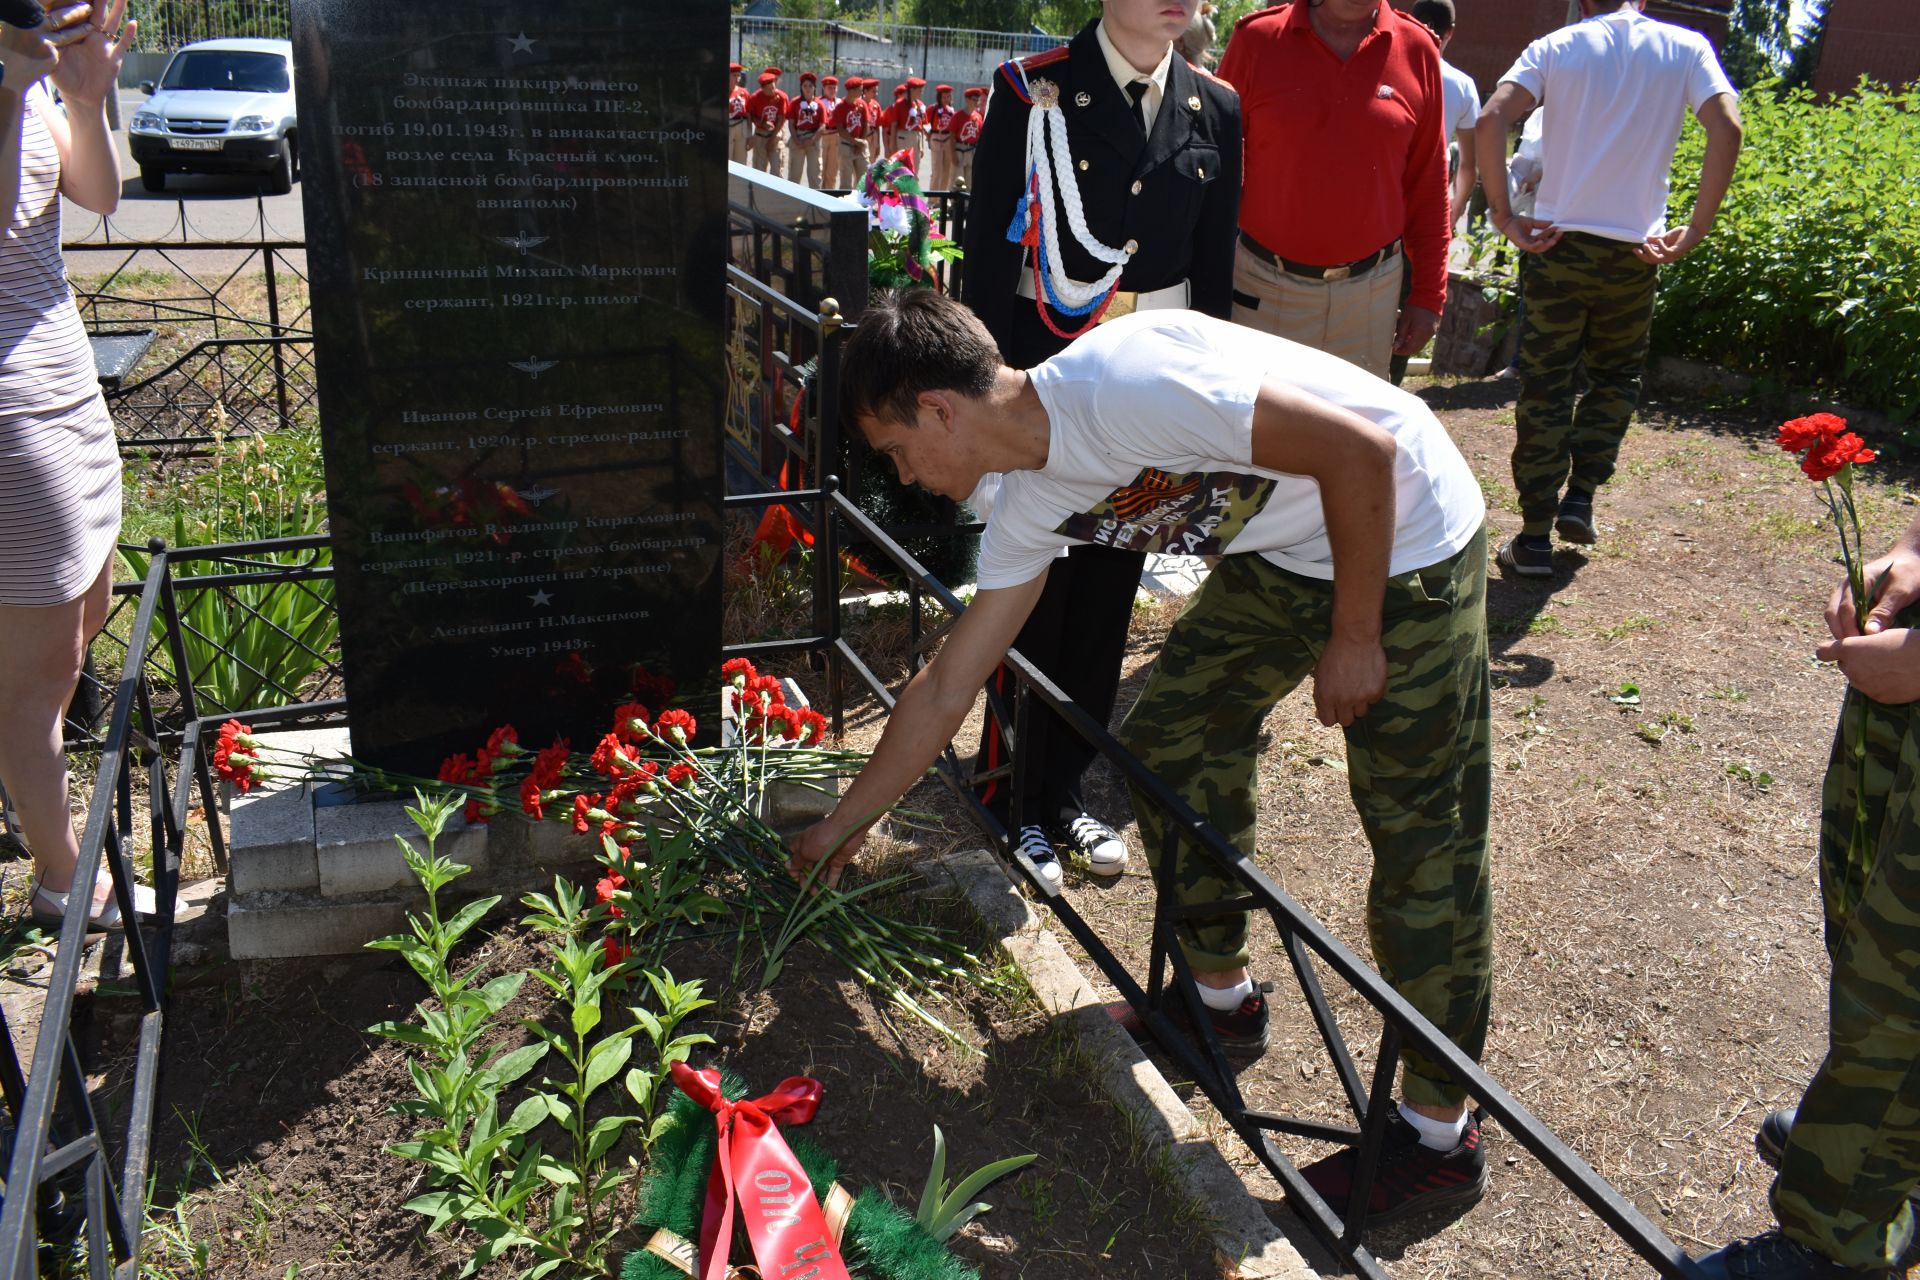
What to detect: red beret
<box><xmin>728</xmin><ymin>62</ymin><xmax>742</xmax><ymax>72</ymax></box>
<box><xmin>821</xmin><ymin>75</ymin><xmax>838</xmax><ymax>86</ymax></box>
<box><xmin>906</xmin><ymin>77</ymin><xmax>926</xmax><ymax>88</ymax></box>
<box><xmin>935</xmin><ymin>84</ymin><xmax>952</xmax><ymax>93</ymax></box>
<box><xmin>757</xmin><ymin>72</ymin><xmax>778</xmax><ymax>85</ymax></box>
<box><xmin>800</xmin><ymin>72</ymin><xmax>817</xmax><ymax>83</ymax></box>
<box><xmin>964</xmin><ymin>86</ymin><xmax>986</xmax><ymax>98</ymax></box>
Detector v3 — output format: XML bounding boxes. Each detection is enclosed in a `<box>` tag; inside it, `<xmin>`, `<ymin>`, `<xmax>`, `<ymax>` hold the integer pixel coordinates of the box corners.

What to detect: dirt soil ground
<box><xmin>114</xmin><ymin>878</ymin><xmax>1214</xmax><ymax>1279</ymax></box>
<box><xmin>39</xmin><ymin>379</ymin><xmax>1919</xmax><ymax>1280</ymax></box>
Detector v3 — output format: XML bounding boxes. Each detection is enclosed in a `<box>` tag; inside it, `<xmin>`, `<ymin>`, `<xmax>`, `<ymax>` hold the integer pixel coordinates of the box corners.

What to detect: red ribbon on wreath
<box><xmin>669</xmin><ymin>1063</ymin><xmax>852</xmax><ymax>1280</ymax></box>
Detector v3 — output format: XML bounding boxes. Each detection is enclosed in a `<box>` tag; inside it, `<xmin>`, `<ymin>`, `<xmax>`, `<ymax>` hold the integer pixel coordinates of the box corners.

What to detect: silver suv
<box><xmin>129</xmin><ymin>38</ymin><xmax>298</xmax><ymax>194</ymax></box>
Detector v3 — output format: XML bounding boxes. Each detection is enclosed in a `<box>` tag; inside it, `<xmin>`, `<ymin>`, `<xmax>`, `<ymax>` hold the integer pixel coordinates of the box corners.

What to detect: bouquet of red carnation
<box><xmin>1777</xmin><ymin>412</ymin><xmax>1877</xmax><ymax>630</ymax></box>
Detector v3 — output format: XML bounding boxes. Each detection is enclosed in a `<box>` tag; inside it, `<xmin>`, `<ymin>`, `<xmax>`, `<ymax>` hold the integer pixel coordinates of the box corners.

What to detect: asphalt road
<box><xmin>59</xmin><ymin>88</ymin><xmax>308</xmax><ymax>245</ymax></box>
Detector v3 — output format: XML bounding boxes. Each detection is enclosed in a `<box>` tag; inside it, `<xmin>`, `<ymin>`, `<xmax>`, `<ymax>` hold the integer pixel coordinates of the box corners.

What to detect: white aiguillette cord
<box><xmin>1017</xmin><ymin>62</ymin><xmax>1129</xmax><ymax>309</ymax></box>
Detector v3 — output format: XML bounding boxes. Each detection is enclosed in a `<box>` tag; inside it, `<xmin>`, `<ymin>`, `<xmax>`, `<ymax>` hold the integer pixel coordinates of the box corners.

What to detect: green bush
<box><xmin>1658</xmin><ymin>82</ymin><xmax>1920</xmax><ymax>426</ymax></box>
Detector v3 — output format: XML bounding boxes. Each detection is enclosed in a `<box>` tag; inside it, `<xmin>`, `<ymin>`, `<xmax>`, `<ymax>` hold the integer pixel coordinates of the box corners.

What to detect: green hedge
<box><xmin>1658</xmin><ymin>82</ymin><xmax>1920</xmax><ymax>426</ymax></box>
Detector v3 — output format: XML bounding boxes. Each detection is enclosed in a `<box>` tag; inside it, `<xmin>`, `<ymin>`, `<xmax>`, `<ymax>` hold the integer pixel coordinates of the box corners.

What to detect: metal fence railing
<box><xmin>126</xmin><ymin>0</ymin><xmax>290</xmax><ymax>52</ymax></box>
<box><xmin>66</xmin><ymin>202</ymin><xmax>315</xmax><ymax>451</ymax></box>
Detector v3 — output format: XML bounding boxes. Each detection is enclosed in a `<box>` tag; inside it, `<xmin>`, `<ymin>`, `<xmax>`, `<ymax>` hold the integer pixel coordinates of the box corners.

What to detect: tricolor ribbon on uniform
<box><xmin>669</xmin><ymin>1063</ymin><xmax>852</xmax><ymax>1280</ymax></box>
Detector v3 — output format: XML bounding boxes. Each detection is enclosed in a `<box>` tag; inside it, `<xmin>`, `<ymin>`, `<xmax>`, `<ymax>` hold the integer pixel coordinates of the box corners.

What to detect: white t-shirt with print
<box><xmin>1500</xmin><ymin>8</ymin><xmax>1735</xmax><ymax>244</ymax></box>
<box><xmin>974</xmin><ymin>312</ymin><xmax>1486</xmax><ymax>591</ymax></box>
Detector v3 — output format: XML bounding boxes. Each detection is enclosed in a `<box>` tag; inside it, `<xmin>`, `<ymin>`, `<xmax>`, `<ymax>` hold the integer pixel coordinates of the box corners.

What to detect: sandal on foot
<box><xmin>28</xmin><ymin>873</ymin><xmax>157</xmax><ymax>934</ymax></box>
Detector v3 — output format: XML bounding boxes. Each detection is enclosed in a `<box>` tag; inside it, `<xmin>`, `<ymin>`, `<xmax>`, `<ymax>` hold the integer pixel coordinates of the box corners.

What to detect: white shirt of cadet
<box><xmin>1095</xmin><ymin>18</ymin><xmax>1171</xmax><ymax>132</ymax></box>
<box><xmin>1439</xmin><ymin>59</ymin><xmax>1481</xmax><ymax>139</ymax></box>
<box><xmin>975</xmin><ymin>312</ymin><xmax>1486</xmax><ymax>591</ymax></box>
<box><xmin>1501</xmin><ymin>8</ymin><xmax>1735</xmax><ymax>244</ymax></box>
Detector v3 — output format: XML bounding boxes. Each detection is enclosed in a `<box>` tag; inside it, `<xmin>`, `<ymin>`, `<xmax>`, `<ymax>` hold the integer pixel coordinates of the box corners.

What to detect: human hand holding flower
<box><xmin>1815</xmin><ymin>626</ymin><xmax>1920</xmax><ymax>705</ymax></box>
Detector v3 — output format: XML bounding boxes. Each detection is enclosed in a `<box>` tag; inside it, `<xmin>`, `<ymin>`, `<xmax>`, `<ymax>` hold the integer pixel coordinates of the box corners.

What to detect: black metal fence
<box><xmin>66</xmin><ymin>202</ymin><xmax>314</xmax><ymax>451</ymax></box>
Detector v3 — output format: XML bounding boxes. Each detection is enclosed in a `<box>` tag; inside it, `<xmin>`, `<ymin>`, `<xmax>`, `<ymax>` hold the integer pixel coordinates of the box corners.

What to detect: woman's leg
<box><xmin>0</xmin><ymin>551</ymin><xmax>113</xmax><ymax>895</ymax></box>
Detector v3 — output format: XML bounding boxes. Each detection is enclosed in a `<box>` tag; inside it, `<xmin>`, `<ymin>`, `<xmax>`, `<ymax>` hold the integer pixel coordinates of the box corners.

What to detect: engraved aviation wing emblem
<box><xmin>509</xmin><ymin>356</ymin><xmax>558</xmax><ymax>378</ymax></box>
<box><xmin>493</xmin><ymin>233</ymin><xmax>549</xmax><ymax>254</ymax></box>
<box><xmin>515</xmin><ymin>484</ymin><xmax>558</xmax><ymax>505</ymax></box>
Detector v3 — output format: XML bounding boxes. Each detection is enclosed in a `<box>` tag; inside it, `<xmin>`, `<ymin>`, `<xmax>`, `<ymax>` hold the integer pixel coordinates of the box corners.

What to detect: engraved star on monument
<box><xmin>510</xmin><ymin>356</ymin><xmax>558</xmax><ymax>379</ymax></box>
<box><xmin>529</xmin><ymin>589</ymin><xmax>554</xmax><ymax>607</ymax></box>
<box><xmin>509</xmin><ymin>32</ymin><xmax>537</xmax><ymax>54</ymax></box>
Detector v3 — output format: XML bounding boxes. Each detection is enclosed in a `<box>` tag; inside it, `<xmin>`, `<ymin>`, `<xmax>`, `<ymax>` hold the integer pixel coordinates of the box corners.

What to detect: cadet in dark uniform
<box><xmin>960</xmin><ymin>0</ymin><xmax>1241</xmax><ymax>883</ymax></box>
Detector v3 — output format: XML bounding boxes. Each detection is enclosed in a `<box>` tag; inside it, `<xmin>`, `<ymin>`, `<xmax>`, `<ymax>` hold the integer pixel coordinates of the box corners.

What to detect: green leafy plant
<box><xmin>1659</xmin><ymin>83</ymin><xmax>1920</xmax><ymax>428</ymax></box>
<box><xmin>1608</xmin><ymin>682</ymin><xmax>1643</xmax><ymax>707</ymax></box>
<box><xmin>371</xmin><ymin>792</ymin><xmax>715</xmax><ymax>1278</ymax></box>
<box><xmin>1727</xmin><ymin>762</ymin><xmax>1777</xmax><ymax>792</ymax></box>
<box><xmin>914</xmin><ymin>1124</ymin><xmax>1037</xmax><ymax>1243</ymax></box>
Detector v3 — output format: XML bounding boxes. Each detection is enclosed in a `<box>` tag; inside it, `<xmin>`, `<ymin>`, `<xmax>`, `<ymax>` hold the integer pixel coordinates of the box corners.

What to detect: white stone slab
<box><xmin>1141</xmin><ymin>553</ymin><xmax>1213</xmax><ymax>598</ymax></box>
<box><xmin>228</xmin><ymin>894</ymin><xmax>411</xmax><ymax>959</ymax></box>
<box><xmin>315</xmin><ymin>799</ymin><xmax>488</xmax><ymax>897</ymax></box>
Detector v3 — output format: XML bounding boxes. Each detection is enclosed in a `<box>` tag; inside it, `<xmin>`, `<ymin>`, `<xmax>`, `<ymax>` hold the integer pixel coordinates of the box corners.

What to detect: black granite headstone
<box><xmin>294</xmin><ymin>0</ymin><xmax>727</xmax><ymax>774</ymax></box>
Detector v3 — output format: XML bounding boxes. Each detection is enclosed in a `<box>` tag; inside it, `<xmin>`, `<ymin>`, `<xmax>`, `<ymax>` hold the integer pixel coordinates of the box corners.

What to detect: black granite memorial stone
<box><xmin>294</xmin><ymin>0</ymin><xmax>728</xmax><ymax>774</ymax></box>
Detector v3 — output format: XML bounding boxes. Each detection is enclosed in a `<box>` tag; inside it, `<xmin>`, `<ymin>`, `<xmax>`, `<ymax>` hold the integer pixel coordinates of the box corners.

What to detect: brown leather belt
<box><xmin>1239</xmin><ymin>232</ymin><xmax>1401</xmax><ymax>282</ymax></box>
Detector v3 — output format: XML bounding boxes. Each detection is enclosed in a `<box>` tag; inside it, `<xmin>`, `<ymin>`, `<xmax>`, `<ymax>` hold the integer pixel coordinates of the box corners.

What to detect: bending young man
<box><xmin>790</xmin><ymin>289</ymin><xmax>1496</xmax><ymax>1224</ymax></box>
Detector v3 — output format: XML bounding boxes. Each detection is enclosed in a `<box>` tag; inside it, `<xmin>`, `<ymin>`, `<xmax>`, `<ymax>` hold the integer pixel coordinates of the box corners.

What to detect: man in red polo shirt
<box><xmin>1217</xmin><ymin>0</ymin><xmax>1450</xmax><ymax>380</ymax></box>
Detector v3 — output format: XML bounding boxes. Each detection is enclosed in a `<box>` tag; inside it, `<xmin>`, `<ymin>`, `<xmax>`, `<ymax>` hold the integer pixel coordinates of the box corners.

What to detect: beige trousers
<box><xmin>729</xmin><ymin>123</ymin><xmax>751</xmax><ymax>165</ymax></box>
<box><xmin>1229</xmin><ymin>240</ymin><xmax>1404</xmax><ymax>381</ymax></box>
<box><xmin>787</xmin><ymin>136</ymin><xmax>823</xmax><ymax>187</ymax></box>
<box><xmin>954</xmin><ymin>147</ymin><xmax>974</xmax><ymax>190</ymax></box>
<box><xmin>839</xmin><ymin>137</ymin><xmax>871</xmax><ymax>185</ymax></box>
<box><xmin>751</xmin><ymin>132</ymin><xmax>784</xmax><ymax>174</ymax></box>
<box><xmin>929</xmin><ymin>137</ymin><xmax>955</xmax><ymax>190</ymax></box>
<box><xmin>821</xmin><ymin>131</ymin><xmax>840</xmax><ymax>188</ymax></box>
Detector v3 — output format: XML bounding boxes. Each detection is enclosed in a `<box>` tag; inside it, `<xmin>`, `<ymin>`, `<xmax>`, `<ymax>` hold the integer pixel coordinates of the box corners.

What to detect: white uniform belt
<box><xmin>1015</xmin><ymin>274</ymin><xmax>1189</xmax><ymax>312</ymax></box>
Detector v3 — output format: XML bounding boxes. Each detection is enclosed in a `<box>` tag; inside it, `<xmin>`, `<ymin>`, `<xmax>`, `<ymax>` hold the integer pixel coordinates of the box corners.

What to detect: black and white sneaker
<box><xmin>1555</xmin><ymin>490</ymin><xmax>1597</xmax><ymax>545</ymax></box>
<box><xmin>1497</xmin><ymin>535</ymin><xmax>1554</xmax><ymax>579</ymax></box>
<box><xmin>1055</xmin><ymin>813</ymin><xmax>1129</xmax><ymax>876</ymax></box>
<box><xmin>1012</xmin><ymin>823</ymin><xmax>1061</xmax><ymax>886</ymax></box>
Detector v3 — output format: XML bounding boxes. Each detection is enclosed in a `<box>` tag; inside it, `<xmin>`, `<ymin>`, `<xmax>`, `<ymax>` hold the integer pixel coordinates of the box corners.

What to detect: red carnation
<box><xmin>1776</xmin><ymin>412</ymin><xmax>1848</xmax><ymax>454</ymax></box>
<box><xmin>593</xmin><ymin>870</ymin><xmax>626</xmax><ymax>905</ymax></box>
<box><xmin>485</xmin><ymin>725</ymin><xmax>522</xmax><ymax>756</ymax></box>
<box><xmin>518</xmin><ymin>775</ymin><xmax>546</xmax><ymax>820</ymax></box>
<box><xmin>1801</xmin><ymin>431</ymin><xmax>1876</xmax><ymax>483</ymax></box>
<box><xmin>602</xmin><ymin>936</ymin><xmax>632</xmax><ymax>968</ymax></box>
<box><xmin>590</xmin><ymin>732</ymin><xmax>639</xmax><ymax>778</ymax></box>
<box><xmin>794</xmin><ymin>707</ymin><xmax>828</xmax><ymax>747</ymax></box>
<box><xmin>721</xmin><ymin>657</ymin><xmax>757</xmax><ymax>688</ymax></box>
<box><xmin>571</xmin><ymin>793</ymin><xmax>604</xmax><ymax>835</ymax></box>
<box><xmin>666</xmin><ymin>761</ymin><xmax>699</xmax><ymax>789</ymax></box>
<box><xmin>744</xmin><ymin>674</ymin><xmax>786</xmax><ymax>710</ymax></box>
<box><xmin>529</xmin><ymin>739</ymin><xmax>571</xmax><ymax>788</ymax></box>
<box><xmin>437</xmin><ymin>753</ymin><xmax>476</xmax><ymax>785</ymax></box>
<box><xmin>611</xmin><ymin>702</ymin><xmax>652</xmax><ymax>745</ymax></box>
<box><xmin>655</xmin><ymin>709</ymin><xmax>697</xmax><ymax>744</ymax></box>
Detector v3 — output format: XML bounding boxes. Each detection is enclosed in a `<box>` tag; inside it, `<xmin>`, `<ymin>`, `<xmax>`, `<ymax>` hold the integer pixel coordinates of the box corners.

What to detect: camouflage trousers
<box><xmin>1512</xmin><ymin>232</ymin><xmax>1658</xmax><ymax>534</ymax></box>
<box><xmin>1119</xmin><ymin>526</ymin><xmax>1493</xmax><ymax>1108</ymax></box>
<box><xmin>1773</xmin><ymin>641</ymin><xmax>1920</xmax><ymax>1271</ymax></box>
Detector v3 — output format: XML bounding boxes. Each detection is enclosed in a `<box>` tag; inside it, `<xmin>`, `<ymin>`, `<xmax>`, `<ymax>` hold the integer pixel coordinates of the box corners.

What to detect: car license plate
<box><xmin>171</xmin><ymin>137</ymin><xmax>223</xmax><ymax>151</ymax></box>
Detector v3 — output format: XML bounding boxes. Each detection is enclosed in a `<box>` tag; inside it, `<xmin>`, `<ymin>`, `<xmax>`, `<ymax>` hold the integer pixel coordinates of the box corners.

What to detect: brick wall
<box><xmin>1812</xmin><ymin>0</ymin><xmax>1920</xmax><ymax>94</ymax></box>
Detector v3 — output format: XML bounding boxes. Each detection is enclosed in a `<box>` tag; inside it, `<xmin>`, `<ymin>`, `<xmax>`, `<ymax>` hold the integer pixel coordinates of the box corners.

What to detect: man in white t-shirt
<box><xmin>791</xmin><ymin>289</ymin><xmax>1500</xmax><ymax>1225</ymax></box>
<box><xmin>1411</xmin><ymin>0</ymin><xmax>1481</xmax><ymax>228</ymax></box>
<box><xmin>1475</xmin><ymin>0</ymin><xmax>1740</xmax><ymax>579</ymax></box>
